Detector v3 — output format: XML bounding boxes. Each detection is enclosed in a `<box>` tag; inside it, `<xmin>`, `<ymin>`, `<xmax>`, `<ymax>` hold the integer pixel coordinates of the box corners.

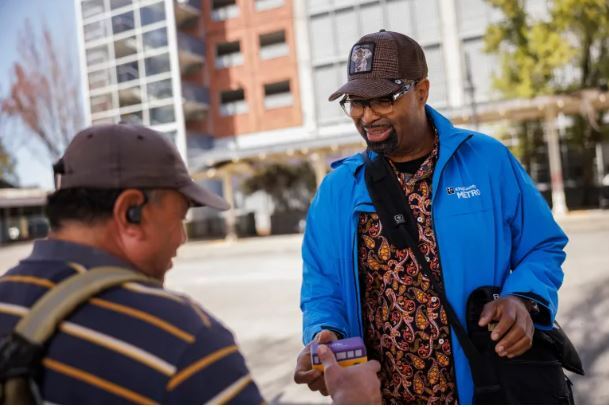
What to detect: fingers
<box><xmin>317</xmin><ymin>344</ymin><xmax>338</xmax><ymax>370</ymax></box>
<box><xmin>489</xmin><ymin>304</ymin><xmax>517</xmax><ymax>341</ymax></box>
<box><xmin>293</xmin><ymin>344</ymin><xmax>314</xmax><ymax>384</ymax></box>
<box><xmin>478</xmin><ymin>301</ymin><xmax>499</xmax><ymax>327</ymax></box>
<box><xmin>315</xmin><ymin>329</ymin><xmax>339</xmax><ymax>344</ymax></box>
<box><xmin>504</xmin><ymin>334</ymin><xmax>534</xmax><ymax>358</ymax></box>
<box><xmin>308</xmin><ymin>374</ymin><xmax>329</xmax><ymax>396</ymax></box>
<box><xmin>494</xmin><ymin>310</ymin><xmax>533</xmax><ymax>353</ymax></box>
<box><xmin>294</xmin><ymin>366</ymin><xmax>322</xmax><ymax>385</ymax></box>
<box><xmin>365</xmin><ymin>359</ymin><xmax>381</xmax><ymax>373</ymax></box>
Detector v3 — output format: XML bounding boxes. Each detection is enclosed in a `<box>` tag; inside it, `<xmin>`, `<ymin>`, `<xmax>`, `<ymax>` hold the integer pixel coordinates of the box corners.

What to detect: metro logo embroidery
<box><xmin>349</xmin><ymin>43</ymin><xmax>375</xmax><ymax>74</ymax></box>
<box><xmin>447</xmin><ymin>185</ymin><xmax>481</xmax><ymax>199</ymax></box>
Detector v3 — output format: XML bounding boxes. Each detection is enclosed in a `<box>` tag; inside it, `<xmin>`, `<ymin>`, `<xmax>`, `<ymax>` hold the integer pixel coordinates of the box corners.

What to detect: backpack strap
<box><xmin>15</xmin><ymin>266</ymin><xmax>160</xmax><ymax>345</ymax></box>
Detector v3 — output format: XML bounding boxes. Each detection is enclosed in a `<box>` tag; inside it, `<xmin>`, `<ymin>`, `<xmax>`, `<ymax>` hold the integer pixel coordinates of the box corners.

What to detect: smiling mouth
<box><xmin>365</xmin><ymin>125</ymin><xmax>393</xmax><ymax>143</ymax></box>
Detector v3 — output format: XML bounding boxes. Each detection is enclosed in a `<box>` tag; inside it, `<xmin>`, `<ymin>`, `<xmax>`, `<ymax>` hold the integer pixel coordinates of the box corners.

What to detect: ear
<box><xmin>415</xmin><ymin>79</ymin><xmax>430</xmax><ymax>106</ymax></box>
<box><xmin>113</xmin><ymin>189</ymin><xmax>147</xmax><ymax>239</ymax></box>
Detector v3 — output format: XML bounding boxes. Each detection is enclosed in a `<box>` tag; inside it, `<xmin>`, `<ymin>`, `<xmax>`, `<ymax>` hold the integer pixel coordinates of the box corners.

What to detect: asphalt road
<box><xmin>1</xmin><ymin>210</ymin><xmax>608</xmax><ymax>403</ymax></box>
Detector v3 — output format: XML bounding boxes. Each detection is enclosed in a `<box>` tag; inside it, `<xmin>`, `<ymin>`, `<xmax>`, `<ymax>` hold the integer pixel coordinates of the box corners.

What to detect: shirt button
<box><xmin>425</xmin><ymin>256</ymin><xmax>431</xmax><ymax>262</ymax></box>
<box><xmin>439</xmin><ymin>339</ymin><xmax>445</xmax><ymax>345</ymax></box>
<box><xmin>417</xmin><ymin>217</ymin><xmax>423</xmax><ymax>223</ymax></box>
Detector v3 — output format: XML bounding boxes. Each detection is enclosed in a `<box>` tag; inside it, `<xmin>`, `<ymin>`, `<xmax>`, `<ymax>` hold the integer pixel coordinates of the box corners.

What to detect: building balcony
<box><xmin>182</xmin><ymin>83</ymin><xmax>209</xmax><ymax>120</ymax></box>
<box><xmin>178</xmin><ymin>32</ymin><xmax>205</xmax><ymax>75</ymax></box>
<box><xmin>174</xmin><ymin>0</ymin><xmax>201</xmax><ymax>27</ymax></box>
<box><xmin>186</xmin><ymin>132</ymin><xmax>215</xmax><ymax>161</ymax></box>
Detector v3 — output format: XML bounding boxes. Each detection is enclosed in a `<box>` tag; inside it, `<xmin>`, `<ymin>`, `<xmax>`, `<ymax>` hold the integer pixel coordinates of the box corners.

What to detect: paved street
<box><xmin>0</xmin><ymin>211</ymin><xmax>608</xmax><ymax>403</ymax></box>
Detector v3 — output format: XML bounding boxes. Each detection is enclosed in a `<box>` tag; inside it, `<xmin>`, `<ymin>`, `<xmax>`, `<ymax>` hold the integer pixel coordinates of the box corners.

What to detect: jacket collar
<box><xmin>330</xmin><ymin>106</ymin><xmax>473</xmax><ymax>206</ymax></box>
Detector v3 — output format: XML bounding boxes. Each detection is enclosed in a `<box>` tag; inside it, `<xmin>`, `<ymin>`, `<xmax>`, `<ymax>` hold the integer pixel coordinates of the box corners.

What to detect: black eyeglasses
<box><xmin>339</xmin><ymin>80</ymin><xmax>418</xmax><ymax>118</ymax></box>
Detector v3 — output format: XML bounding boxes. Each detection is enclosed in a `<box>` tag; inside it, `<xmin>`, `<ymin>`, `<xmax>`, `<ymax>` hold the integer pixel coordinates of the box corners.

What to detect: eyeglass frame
<box><xmin>339</xmin><ymin>80</ymin><xmax>419</xmax><ymax>119</ymax></box>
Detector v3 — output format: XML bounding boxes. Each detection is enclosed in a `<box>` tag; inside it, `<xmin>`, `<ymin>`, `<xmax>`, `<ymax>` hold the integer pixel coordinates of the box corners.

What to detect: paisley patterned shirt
<box><xmin>358</xmin><ymin>139</ymin><xmax>458</xmax><ymax>404</ymax></box>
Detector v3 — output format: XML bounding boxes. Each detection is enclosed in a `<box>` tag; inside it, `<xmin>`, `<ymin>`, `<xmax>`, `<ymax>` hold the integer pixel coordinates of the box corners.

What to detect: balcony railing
<box><xmin>174</xmin><ymin>0</ymin><xmax>201</xmax><ymax>27</ymax></box>
<box><xmin>182</xmin><ymin>83</ymin><xmax>209</xmax><ymax>120</ymax></box>
<box><xmin>178</xmin><ymin>33</ymin><xmax>205</xmax><ymax>74</ymax></box>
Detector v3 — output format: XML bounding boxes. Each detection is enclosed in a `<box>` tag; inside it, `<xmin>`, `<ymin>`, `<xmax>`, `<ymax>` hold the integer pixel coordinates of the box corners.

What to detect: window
<box><xmin>414</xmin><ymin>0</ymin><xmax>441</xmax><ymax>45</ymax></box>
<box><xmin>314</xmin><ymin>65</ymin><xmax>343</xmax><ymax>122</ymax></box>
<box><xmin>211</xmin><ymin>0</ymin><xmax>239</xmax><ymax>21</ymax></box>
<box><xmin>118</xmin><ymin>86</ymin><xmax>141</xmax><ymax>107</ymax></box>
<box><xmin>81</xmin><ymin>0</ymin><xmax>106</xmax><ymax>20</ymax></box>
<box><xmin>84</xmin><ymin>19</ymin><xmax>109</xmax><ymax>42</ymax></box>
<box><xmin>263</xmin><ymin>80</ymin><xmax>293</xmax><ymax>109</ymax></box>
<box><xmin>110</xmin><ymin>0</ymin><xmax>131</xmax><ymax>10</ymax></box>
<box><xmin>116</xmin><ymin>60</ymin><xmax>139</xmax><ymax>83</ymax></box>
<box><xmin>147</xmin><ymin>79</ymin><xmax>173</xmax><ymax>101</ymax></box>
<box><xmin>335</xmin><ymin>8</ymin><xmax>358</xmax><ymax>59</ymax></box>
<box><xmin>86</xmin><ymin>44</ymin><xmax>110</xmax><ymax>67</ymax></box>
<box><xmin>112</xmin><ymin>11</ymin><xmax>135</xmax><ymax>34</ymax></box>
<box><xmin>114</xmin><ymin>35</ymin><xmax>138</xmax><ymax>59</ymax></box>
<box><xmin>359</xmin><ymin>2</ymin><xmax>383</xmax><ymax>37</ymax></box>
<box><xmin>310</xmin><ymin>14</ymin><xmax>335</xmax><ymax>62</ymax></box>
<box><xmin>255</xmin><ymin>0</ymin><xmax>284</xmax><ymax>11</ymax></box>
<box><xmin>90</xmin><ymin>93</ymin><xmax>114</xmax><ymax>113</ymax></box>
<box><xmin>387</xmin><ymin>0</ymin><xmax>415</xmax><ymax>37</ymax></box>
<box><xmin>425</xmin><ymin>46</ymin><xmax>447</xmax><ymax>107</ymax></box>
<box><xmin>88</xmin><ymin>68</ymin><xmax>113</xmax><ymax>90</ymax></box>
<box><xmin>120</xmin><ymin>111</ymin><xmax>143</xmax><ymax>124</ymax></box>
<box><xmin>220</xmin><ymin>89</ymin><xmax>247</xmax><ymax>116</ymax></box>
<box><xmin>215</xmin><ymin>41</ymin><xmax>243</xmax><ymax>69</ymax></box>
<box><xmin>150</xmin><ymin>105</ymin><xmax>176</xmax><ymax>124</ymax></box>
<box><xmin>145</xmin><ymin>53</ymin><xmax>171</xmax><ymax>76</ymax></box>
<box><xmin>143</xmin><ymin>28</ymin><xmax>168</xmax><ymax>51</ymax></box>
<box><xmin>140</xmin><ymin>2</ymin><xmax>166</xmax><ymax>26</ymax></box>
<box><xmin>259</xmin><ymin>30</ymin><xmax>288</xmax><ymax>60</ymax></box>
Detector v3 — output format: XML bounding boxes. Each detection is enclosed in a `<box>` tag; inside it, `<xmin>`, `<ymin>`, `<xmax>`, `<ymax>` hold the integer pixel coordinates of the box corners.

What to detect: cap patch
<box><xmin>349</xmin><ymin>43</ymin><xmax>375</xmax><ymax>75</ymax></box>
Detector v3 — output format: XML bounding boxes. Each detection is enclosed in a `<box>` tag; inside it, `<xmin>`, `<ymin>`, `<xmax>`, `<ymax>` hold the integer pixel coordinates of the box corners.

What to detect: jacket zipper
<box><xmin>431</xmin><ymin>134</ymin><xmax>472</xmax><ymax>403</ymax></box>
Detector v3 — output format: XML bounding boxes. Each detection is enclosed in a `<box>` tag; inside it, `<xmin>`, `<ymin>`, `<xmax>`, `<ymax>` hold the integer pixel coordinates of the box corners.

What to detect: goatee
<box><xmin>364</xmin><ymin>129</ymin><xmax>398</xmax><ymax>156</ymax></box>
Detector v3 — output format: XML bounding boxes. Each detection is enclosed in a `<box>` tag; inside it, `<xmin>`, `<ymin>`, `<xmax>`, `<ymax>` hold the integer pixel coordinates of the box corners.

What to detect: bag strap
<box><xmin>14</xmin><ymin>266</ymin><xmax>160</xmax><ymax>345</ymax></box>
<box><xmin>363</xmin><ymin>151</ymin><xmax>502</xmax><ymax>393</ymax></box>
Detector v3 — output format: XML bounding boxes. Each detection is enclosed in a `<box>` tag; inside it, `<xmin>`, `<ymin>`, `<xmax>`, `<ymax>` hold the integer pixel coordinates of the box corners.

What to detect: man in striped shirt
<box><xmin>0</xmin><ymin>124</ymin><xmax>381</xmax><ymax>404</ymax></box>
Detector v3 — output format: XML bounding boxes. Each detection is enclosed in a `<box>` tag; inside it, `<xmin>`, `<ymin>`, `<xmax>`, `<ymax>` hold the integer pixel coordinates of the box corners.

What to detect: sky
<box><xmin>0</xmin><ymin>0</ymin><xmax>80</xmax><ymax>190</ymax></box>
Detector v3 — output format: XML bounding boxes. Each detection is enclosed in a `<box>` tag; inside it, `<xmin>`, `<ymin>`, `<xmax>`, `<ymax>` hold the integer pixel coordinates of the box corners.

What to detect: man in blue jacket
<box><xmin>294</xmin><ymin>30</ymin><xmax>568</xmax><ymax>404</ymax></box>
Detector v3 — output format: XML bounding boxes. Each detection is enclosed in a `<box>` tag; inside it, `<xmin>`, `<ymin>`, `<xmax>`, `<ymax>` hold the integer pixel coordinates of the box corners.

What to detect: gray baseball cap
<box><xmin>54</xmin><ymin>123</ymin><xmax>230</xmax><ymax>210</ymax></box>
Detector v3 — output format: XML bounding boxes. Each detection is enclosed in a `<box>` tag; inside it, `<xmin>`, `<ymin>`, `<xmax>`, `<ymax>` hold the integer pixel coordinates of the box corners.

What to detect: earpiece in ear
<box><xmin>126</xmin><ymin>206</ymin><xmax>142</xmax><ymax>224</ymax></box>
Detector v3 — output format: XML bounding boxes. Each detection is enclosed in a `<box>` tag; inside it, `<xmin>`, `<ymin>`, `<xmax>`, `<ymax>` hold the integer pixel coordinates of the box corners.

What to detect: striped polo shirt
<box><xmin>0</xmin><ymin>239</ymin><xmax>264</xmax><ymax>404</ymax></box>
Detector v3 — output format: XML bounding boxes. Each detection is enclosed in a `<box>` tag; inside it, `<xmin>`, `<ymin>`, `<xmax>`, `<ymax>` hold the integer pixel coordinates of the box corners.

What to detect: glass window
<box><xmin>259</xmin><ymin>30</ymin><xmax>288</xmax><ymax>60</ymax></box>
<box><xmin>386</xmin><ymin>0</ymin><xmax>414</xmax><ymax>37</ymax></box>
<box><xmin>359</xmin><ymin>2</ymin><xmax>383</xmax><ymax>37</ymax></box>
<box><xmin>88</xmin><ymin>68</ymin><xmax>113</xmax><ymax>90</ymax></box>
<box><xmin>110</xmin><ymin>0</ymin><xmax>131</xmax><ymax>10</ymax></box>
<box><xmin>314</xmin><ymin>65</ymin><xmax>343</xmax><ymax>122</ymax></box>
<box><xmin>263</xmin><ymin>80</ymin><xmax>293</xmax><ymax>109</ymax></box>
<box><xmin>414</xmin><ymin>0</ymin><xmax>441</xmax><ymax>45</ymax></box>
<box><xmin>86</xmin><ymin>44</ymin><xmax>110</xmax><ymax>66</ymax></box>
<box><xmin>84</xmin><ymin>19</ymin><xmax>109</xmax><ymax>42</ymax></box>
<box><xmin>120</xmin><ymin>111</ymin><xmax>143</xmax><ymax>124</ymax></box>
<box><xmin>310</xmin><ymin>14</ymin><xmax>335</xmax><ymax>62</ymax></box>
<box><xmin>90</xmin><ymin>93</ymin><xmax>114</xmax><ymax>113</ymax></box>
<box><xmin>143</xmin><ymin>27</ymin><xmax>168</xmax><ymax>51</ymax></box>
<box><xmin>211</xmin><ymin>0</ymin><xmax>239</xmax><ymax>21</ymax></box>
<box><xmin>150</xmin><ymin>105</ymin><xmax>176</xmax><ymax>124</ymax></box>
<box><xmin>82</xmin><ymin>0</ymin><xmax>106</xmax><ymax>19</ymax></box>
<box><xmin>112</xmin><ymin>11</ymin><xmax>135</xmax><ymax>34</ymax></box>
<box><xmin>255</xmin><ymin>0</ymin><xmax>284</xmax><ymax>11</ymax></box>
<box><xmin>335</xmin><ymin>8</ymin><xmax>358</xmax><ymax>59</ymax></box>
<box><xmin>145</xmin><ymin>53</ymin><xmax>171</xmax><ymax>76</ymax></box>
<box><xmin>140</xmin><ymin>2</ymin><xmax>166</xmax><ymax>26</ymax></box>
<box><xmin>147</xmin><ymin>79</ymin><xmax>173</xmax><ymax>101</ymax></box>
<box><xmin>220</xmin><ymin>89</ymin><xmax>248</xmax><ymax>116</ymax></box>
<box><xmin>215</xmin><ymin>41</ymin><xmax>243</xmax><ymax>69</ymax></box>
<box><xmin>114</xmin><ymin>35</ymin><xmax>138</xmax><ymax>59</ymax></box>
<box><xmin>116</xmin><ymin>60</ymin><xmax>139</xmax><ymax>83</ymax></box>
<box><xmin>462</xmin><ymin>38</ymin><xmax>496</xmax><ymax>103</ymax></box>
<box><xmin>118</xmin><ymin>86</ymin><xmax>141</xmax><ymax>107</ymax></box>
<box><xmin>425</xmin><ymin>46</ymin><xmax>447</xmax><ymax>106</ymax></box>
<box><xmin>456</xmin><ymin>0</ymin><xmax>491</xmax><ymax>37</ymax></box>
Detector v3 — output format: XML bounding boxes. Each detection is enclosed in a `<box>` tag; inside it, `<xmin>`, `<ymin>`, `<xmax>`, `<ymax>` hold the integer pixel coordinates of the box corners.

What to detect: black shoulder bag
<box><xmin>362</xmin><ymin>151</ymin><xmax>584</xmax><ymax>404</ymax></box>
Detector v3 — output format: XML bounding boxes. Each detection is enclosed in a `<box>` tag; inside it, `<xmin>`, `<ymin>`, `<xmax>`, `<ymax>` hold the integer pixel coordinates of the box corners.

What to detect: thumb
<box><xmin>315</xmin><ymin>330</ymin><xmax>338</xmax><ymax>344</ymax></box>
<box><xmin>317</xmin><ymin>345</ymin><xmax>338</xmax><ymax>370</ymax></box>
<box><xmin>478</xmin><ymin>301</ymin><xmax>498</xmax><ymax>326</ymax></box>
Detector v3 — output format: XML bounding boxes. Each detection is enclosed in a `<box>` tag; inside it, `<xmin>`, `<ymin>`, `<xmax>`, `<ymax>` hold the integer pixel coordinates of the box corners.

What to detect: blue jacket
<box><xmin>300</xmin><ymin>106</ymin><xmax>568</xmax><ymax>404</ymax></box>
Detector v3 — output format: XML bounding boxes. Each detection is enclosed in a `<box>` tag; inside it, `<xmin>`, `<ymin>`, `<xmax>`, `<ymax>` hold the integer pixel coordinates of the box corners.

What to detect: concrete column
<box><xmin>311</xmin><ymin>152</ymin><xmax>328</xmax><ymax>187</ymax></box>
<box><xmin>222</xmin><ymin>171</ymin><xmax>237</xmax><ymax>241</ymax></box>
<box><xmin>439</xmin><ymin>0</ymin><xmax>465</xmax><ymax>108</ymax></box>
<box><xmin>545</xmin><ymin>108</ymin><xmax>568</xmax><ymax>215</ymax></box>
